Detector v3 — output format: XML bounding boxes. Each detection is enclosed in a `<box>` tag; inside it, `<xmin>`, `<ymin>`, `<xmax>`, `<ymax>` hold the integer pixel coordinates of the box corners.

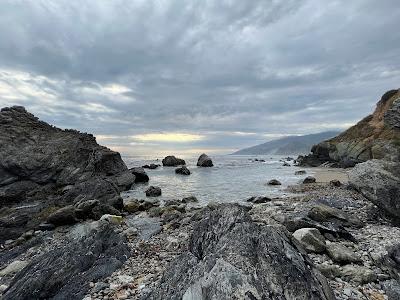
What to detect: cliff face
<box><xmin>299</xmin><ymin>89</ymin><xmax>400</xmax><ymax>167</ymax></box>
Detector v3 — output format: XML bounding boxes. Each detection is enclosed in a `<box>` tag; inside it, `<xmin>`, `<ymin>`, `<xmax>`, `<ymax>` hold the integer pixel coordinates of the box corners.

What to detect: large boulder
<box><xmin>129</xmin><ymin>167</ymin><xmax>149</xmax><ymax>183</ymax></box>
<box><xmin>2</xmin><ymin>222</ymin><xmax>130</xmax><ymax>300</ymax></box>
<box><xmin>0</xmin><ymin>106</ymin><xmax>131</xmax><ymax>241</ymax></box>
<box><xmin>146</xmin><ymin>204</ymin><xmax>334</xmax><ymax>299</ymax></box>
<box><xmin>196</xmin><ymin>153</ymin><xmax>213</xmax><ymax>167</ymax></box>
<box><xmin>162</xmin><ymin>156</ymin><xmax>186</xmax><ymax>166</ymax></box>
<box><xmin>349</xmin><ymin>159</ymin><xmax>400</xmax><ymax>218</ymax></box>
<box><xmin>175</xmin><ymin>166</ymin><xmax>191</xmax><ymax>175</ymax></box>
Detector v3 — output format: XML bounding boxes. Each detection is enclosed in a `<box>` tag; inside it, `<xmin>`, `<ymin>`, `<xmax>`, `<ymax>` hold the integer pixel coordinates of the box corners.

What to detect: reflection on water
<box><xmin>121</xmin><ymin>155</ymin><xmax>313</xmax><ymax>204</ymax></box>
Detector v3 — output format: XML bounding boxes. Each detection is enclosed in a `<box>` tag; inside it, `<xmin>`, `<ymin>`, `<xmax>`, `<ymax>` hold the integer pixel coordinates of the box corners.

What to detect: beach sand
<box><xmin>314</xmin><ymin>168</ymin><xmax>349</xmax><ymax>183</ymax></box>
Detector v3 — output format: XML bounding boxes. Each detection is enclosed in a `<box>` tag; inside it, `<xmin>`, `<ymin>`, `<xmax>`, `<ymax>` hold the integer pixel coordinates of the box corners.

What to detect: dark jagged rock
<box><xmin>146</xmin><ymin>204</ymin><xmax>334</xmax><ymax>300</ymax></box>
<box><xmin>349</xmin><ymin>159</ymin><xmax>400</xmax><ymax>218</ymax></box>
<box><xmin>298</xmin><ymin>89</ymin><xmax>400</xmax><ymax>167</ymax></box>
<box><xmin>175</xmin><ymin>166</ymin><xmax>191</xmax><ymax>175</ymax></box>
<box><xmin>0</xmin><ymin>106</ymin><xmax>131</xmax><ymax>241</ymax></box>
<box><xmin>142</xmin><ymin>164</ymin><xmax>159</xmax><ymax>169</ymax></box>
<box><xmin>196</xmin><ymin>153</ymin><xmax>213</xmax><ymax>167</ymax></box>
<box><xmin>130</xmin><ymin>167</ymin><xmax>149</xmax><ymax>183</ymax></box>
<box><xmin>46</xmin><ymin>205</ymin><xmax>78</xmax><ymax>226</ymax></box>
<box><xmin>303</xmin><ymin>176</ymin><xmax>316</xmax><ymax>184</ymax></box>
<box><xmin>2</xmin><ymin>222</ymin><xmax>130</xmax><ymax>300</ymax></box>
<box><xmin>246</xmin><ymin>196</ymin><xmax>271</xmax><ymax>204</ymax></box>
<box><xmin>162</xmin><ymin>156</ymin><xmax>186</xmax><ymax>166</ymax></box>
<box><xmin>145</xmin><ymin>186</ymin><xmax>162</xmax><ymax>197</ymax></box>
<box><xmin>267</xmin><ymin>179</ymin><xmax>281</xmax><ymax>185</ymax></box>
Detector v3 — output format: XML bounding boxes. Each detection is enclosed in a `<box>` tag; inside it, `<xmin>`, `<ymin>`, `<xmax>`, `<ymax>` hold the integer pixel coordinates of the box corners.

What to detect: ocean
<box><xmin>121</xmin><ymin>155</ymin><xmax>314</xmax><ymax>204</ymax></box>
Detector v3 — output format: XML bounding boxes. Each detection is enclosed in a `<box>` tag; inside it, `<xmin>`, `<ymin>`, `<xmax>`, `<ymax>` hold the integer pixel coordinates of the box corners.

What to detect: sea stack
<box><xmin>197</xmin><ymin>153</ymin><xmax>213</xmax><ymax>167</ymax></box>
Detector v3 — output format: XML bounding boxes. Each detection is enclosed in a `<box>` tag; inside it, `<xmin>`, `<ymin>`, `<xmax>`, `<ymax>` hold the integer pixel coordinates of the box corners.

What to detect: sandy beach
<box><xmin>314</xmin><ymin>168</ymin><xmax>349</xmax><ymax>183</ymax></box>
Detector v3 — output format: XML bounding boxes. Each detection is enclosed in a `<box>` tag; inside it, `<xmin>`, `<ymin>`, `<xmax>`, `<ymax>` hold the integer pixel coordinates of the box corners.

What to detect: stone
<box><xmin>325</xmin><ymin>241</ymin><xmax>362</xmax><ymax>264</ymax></box>
<box><xmin>303</xmin><ymin>176</ymin><xmax>316</xmax><ymax>184</ymax></box>
<box><xmin>2</xmin><ymin>222</ymin><xmax>130</xmax><ymax>300</ymax></box>
<box><xmin>99</xmin><ymin>214</ymin><xmax>123</xmax><ymax>224</ymax></box>
<box><xmin>124</xmin><ymin>198</ymin><xmax>159</xmax><ymax>212</ymax></box>
<box><xmin>329</xmin><ymin>179</ymin><xmax>342</xmax><ymax>187</ymax></box>
<box><xmin>111</xmin><ymin>170</ymin><xmax>135</xmax><ymax>191</ymax></box>
<box><xmin>349</xmin><ymin>160</ymin><xmax>400</xmax><ymax>218</ymax></box>
<box><xmin>0</xmin><ymin>285</ymin><xmax>8</xmax><ymax>293</ymax></box>
<box><xmin>295</xmin><ymin>170</ymin><xmax>307</xmax><ymax>175</ymax></box>
<box><xmin>292</xmin><ymin>228</ymin><xmax>326</xmax><ymax>253</ymax></box>
<box><xmin>283</xmin><ymin>162</ymin><xmax>290</xmax><ymax>166</ymax></box>
<box><xmin>0</xmin><ymin>260</ymin><xmax>29</xmax><ymax>276</ymax></box>
<box><xmin>125</xmin><ymin>215</ymin><xmax>162</xmax><ymax>240</ymax></box>
<box><xmin>308</xmin><ymin>204</ymin><xmax>349</xmax><ymax>223</ymax></box>
<box><xmin>267</xmin><ymin>179</ymin><xmax>281</xmax><ymax>185</ymax></box>
<box><xmin>145</xmin><ymin>186</ymin><xmax>162</xmax><ymax>197</ymax></box>
<box><xmin>175</xmin><ymin>166</ymin><xmax>191</xmax><ymax>175</ymax></box>
<box><xmin>246</xmin><ymin>196</ymin><xmax>271</xmax><ymax>204</ymax></box>
<box><xmin>46</xmin><ymin>205</ymin><xmax>78</xmax><ymax>226</ymax></box>
<box><xmin>146</xmin><ymin>204</ymin><xmax>334</xmax><ymax>299</ymax></box>
<box><xmin>196</xmin><ymin>153</ymin><xmax>213</xmax><ymax>167</ymax></box>
<box><xmin>382</xmin><ymin>280</ymin><xmax>400</xmax><ymax>300</ymax></box>
<box><xmin>162</xmin><ymin>156</ymin><xmax>186</xmax><ymax>167</ymax></box>
<box><xmin>340</xmin><ymin>265</ymin><xmax>377</xmax><ymax>284</ymax></box>
<box><xmin>130</xmin><ymin>167</ymin><xmax>149</xmax><ymax>183</ymax></box>
<box><xmin>181</xmin><ymin>196</ymin><xmax>198</xmax><ymax>203</ymax></box>
<box><xmin>316</xmin><ymin>264</ymin><xmax>341</xmax><ymax>279</ymax></box>
<box><xmin>93</xmin><ymin>282</ymin><xmax>109</xmax><ymax>293</ymax></box>
<box><xmin>142</xmin><ymin>164</ymin><xmax>159</xmax><ymax>169</ymax></box>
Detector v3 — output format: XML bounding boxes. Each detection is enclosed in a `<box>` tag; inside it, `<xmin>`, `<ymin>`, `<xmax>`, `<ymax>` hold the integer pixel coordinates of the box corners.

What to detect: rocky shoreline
<box><xmin>1</xmin><ymin>103</ymin><xmax>400</xmax><ymax>299</ymax></box>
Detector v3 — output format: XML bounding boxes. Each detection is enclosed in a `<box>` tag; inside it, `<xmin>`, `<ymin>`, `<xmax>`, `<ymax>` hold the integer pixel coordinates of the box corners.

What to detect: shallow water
<box><xmin>121</xmin><ymin>155</ymin><xmax>314</xmax><ymax>204</ymax></box>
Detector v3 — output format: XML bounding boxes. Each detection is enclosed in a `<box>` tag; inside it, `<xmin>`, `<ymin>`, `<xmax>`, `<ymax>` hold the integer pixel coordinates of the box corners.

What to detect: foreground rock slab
<box><xmin>145</xmin><ymin>204</ymin><xmax>334</xmax><ymax>299</ymax></box>
<box><xmin>2</xmin><ymin>222</ymin><xmax>130</xmax><ymax>300</ymax></box>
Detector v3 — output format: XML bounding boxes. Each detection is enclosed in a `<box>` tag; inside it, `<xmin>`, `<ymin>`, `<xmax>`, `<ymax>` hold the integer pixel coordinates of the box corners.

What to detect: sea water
<box><xmin>121</xmin><ymin>155</ymin><xmax>314</xmax><ymax>204</ymax></box>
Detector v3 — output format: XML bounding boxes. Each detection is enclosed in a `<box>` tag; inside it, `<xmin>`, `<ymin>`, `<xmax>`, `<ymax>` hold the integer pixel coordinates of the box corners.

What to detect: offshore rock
<box><xmin>162</xmin><ymin>156</ymin><xmax>186</xmax><ymax>166</ymax></box>
<box><xmin>196</xmin><ymin>153</ymin><xmax>213</xmax><ymax>167</ymax></box>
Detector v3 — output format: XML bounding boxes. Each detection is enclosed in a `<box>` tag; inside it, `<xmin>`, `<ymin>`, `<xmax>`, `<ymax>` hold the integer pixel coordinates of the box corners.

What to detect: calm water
<box><xmin>121</xmin><ymin>155</ymin><xmax>314</xmax><ymax>204</ymax></box>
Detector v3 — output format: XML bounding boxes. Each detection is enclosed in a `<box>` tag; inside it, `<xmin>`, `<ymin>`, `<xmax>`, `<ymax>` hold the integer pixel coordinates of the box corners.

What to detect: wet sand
<box><xmin>314</xmin><ymin>168</ymin><xmax>349</xmax><ymax>183</ymax></box>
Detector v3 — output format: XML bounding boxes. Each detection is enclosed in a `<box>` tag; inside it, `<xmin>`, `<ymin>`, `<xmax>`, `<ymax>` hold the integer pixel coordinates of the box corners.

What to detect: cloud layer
<box><xmin>1</xmin><ymin>0</ymin><xmax>399</xmax><ymax>155</ymax></box>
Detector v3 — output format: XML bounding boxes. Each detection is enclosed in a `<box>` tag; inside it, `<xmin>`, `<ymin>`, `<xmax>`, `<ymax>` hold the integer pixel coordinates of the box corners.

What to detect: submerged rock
<box><xmin>295</xmin><ymin>170</ymin><xmax>307</xmax><ymax>175</ymax></box>
<box><xmin>267</xmin><ymin>179</ymin><xmax>281</xmax><ymax>185</ymax></box>
<box><xmin>246</xmin><ymin>196</ymin><xmax>271</xmax><ymax>204</ymax></box>
<box><xmin>162</xmin><ymin>156</ymin><xmax>186</xmax><ymax>166</ymax></box>
<box><xmin>175</xmin><ymin>166</ymin><xmax>191</xmax><ymax>175</ymax></box>
<box><xmin>2</xmin><ymin>222</ymin><xmax>130</xmax><ymax>300</ymax></box>
<box><xmin>182</xmin><ymin>196</ymin><xmax>198</xmax><ymax>203</ymax></box>
<box><xmin>142</xmin><ymin>164</ymin><xmax>159</xmax><ymax>169</ymax></box>
<box><xmin>146</xmin><ymin>204</ymin><xmax>334</xmax><ymax>299</ymax></box>
<box><xmin>303</xmin><ymin>176</ymin><xmax>316</xmax><ymax>184</ymax></box>
<box><xmin>196</xmin><ymin>153</ymin><xmax>213</xmax><ymax>167</ymax></box>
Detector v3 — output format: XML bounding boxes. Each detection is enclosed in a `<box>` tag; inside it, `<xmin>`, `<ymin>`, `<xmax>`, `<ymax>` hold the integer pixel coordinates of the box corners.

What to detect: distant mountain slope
<box><xmin>232</xmin><ymin>131</ymin><xmax>340</xmax><ymax>155</ymax></box>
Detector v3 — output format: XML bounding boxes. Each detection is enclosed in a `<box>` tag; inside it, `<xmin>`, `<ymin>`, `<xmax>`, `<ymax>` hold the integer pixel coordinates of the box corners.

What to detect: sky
<box><xmin>0</xmin><ymin>0</ymin><xmax>400</xmax><ymax>156</ymax></box>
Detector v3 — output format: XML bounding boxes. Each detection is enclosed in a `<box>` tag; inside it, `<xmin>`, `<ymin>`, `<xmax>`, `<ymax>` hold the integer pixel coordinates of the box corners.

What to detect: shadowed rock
<box><xmin>196</xmin><ymin>153</ymin><xmax>213</xmax><ymax>167</ymax></box>
<box><xmin>145</xmin><ymin>204</ymin><xmax>334</xmax><ymax>300</ymax></box>
<box><xmin>162</xmin><ymin>156</ymin><xmax>186</xmax><ymax>166</ymax></box>
<box><xmin>2</xmin><ymin>222</ymin><xmax>130</xmax><ymax>300</ymax></box>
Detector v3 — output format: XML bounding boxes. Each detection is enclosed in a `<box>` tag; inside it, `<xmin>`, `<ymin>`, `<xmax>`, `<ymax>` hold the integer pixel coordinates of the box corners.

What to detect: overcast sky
<box><xmin>1</xmin><ymin>0</ymin><xmax>399</xmax><ymax>156</ymax></box>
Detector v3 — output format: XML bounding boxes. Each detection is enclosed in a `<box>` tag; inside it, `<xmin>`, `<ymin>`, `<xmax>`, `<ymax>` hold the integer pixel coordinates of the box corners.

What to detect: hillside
<box><xmin>299</xmin><ymin>89</ymin><xmax>400</xmax><ymax>167</ymax></box>
<box><xmin>232</xmin><ymin>131</ymin><xmax>340</xmax><ymax>155</ymax></box>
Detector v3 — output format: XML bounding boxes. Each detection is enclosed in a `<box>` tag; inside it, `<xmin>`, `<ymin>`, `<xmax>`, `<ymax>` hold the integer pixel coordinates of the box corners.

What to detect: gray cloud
<box><xmin>0</xmin><ymin>0</ymin><xmax>399</xmax><ymax>155</ymax></box>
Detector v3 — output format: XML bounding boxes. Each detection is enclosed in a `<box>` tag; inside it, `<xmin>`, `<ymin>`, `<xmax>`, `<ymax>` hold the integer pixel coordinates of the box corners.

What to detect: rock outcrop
<box><xmin>298</xmin><ymin>89</ymin><xmax>400</xmax><ymax>167</ymax></box>
<box><xmin>146</xmin><ymin>204</ymin><xmax>334</xmax><ymax>299</ymax></box>
<box><xmin>349</xmin><ymin>159</ymin><xmax>400</xmax><ymax>218</ymax></box>
<box><xmin>175</xmin><ymin>166</ymin><xmax>191</xmax><ymax>175</ymax></box>
<box><xmin>0</xmin><ymin>106</ymin><xmax>133</xmax><ymax>241</ymax></box>
<box><xmin>196</xmin><ymin>153</ymin><xmax>213</xmax><ymax>167</ymax></box>
<box><xmin>2</xmin><ymin>221</ymin><xmax>130</xmax><ymax>300</ymax></box>
<box><xmin>162</xmin><ymin>156</ymin><xmax>186</xmax><ymax>166</ymax></box>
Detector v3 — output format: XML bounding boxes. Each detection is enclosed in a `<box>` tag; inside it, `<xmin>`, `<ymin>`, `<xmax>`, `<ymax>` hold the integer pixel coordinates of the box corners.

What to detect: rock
<box><xmin>303</xmin><ymin>176</ymin><xmax>316</xmax><ymax>184</ymax></box>
<box><xmin>329</xmin><ymin>179</ymin><xmax>342</xmax><ymax>187</ymax></box>
<box><xmin>349</xmin><ymin>160</ymin><xmax>400</xmax><ymax>218</ymax></box>
<box><xmin>246</xmin><ymin>196</ymin><xmax>271</xmax><ymax>204</ymax></box>
<box><xmin>100</xmin><ymin>214</ymin><xmax>123</xmax><ymax>225</ymax></box>
<box><xmin>181</xmin><ymin>196</ymin><xmax>198</xmax><ymax>203</ymax></box>
<box><xmin>382</xmin><ymin>280</ymin><xmax>400</xmax><ymax>300</ymax></box>
<box><xmin>267</xmin><ymin>179</ymin><xmax>281</xmax><ymax>185</ymax></box>
<box><xmin>125</xmin><ymin>215</ymin><xmax>162</xmax><ymax>240</ymax></box>
<box><xmin>283</xmin><ymin>162</ymin><xmax>290</xmax><ymax>167</ymax></box>
<box><xmin>292</xmin><ymin>228</ymin><xmax>326</xmax><ymax>253</ymax></box>
<box><xmin>196</xmin><ymin>153</ymin><xmax>213</xmax><ymax>167</ymax></box>
<box><xmin>325</xmin><ymin>241</ymin><xmax>362</xmax><ymax>263</ymax></box>
<box><xmin>146</xmin><ymin>204</ymin><xmax>334</xmax><ymax>299</ymax></box>
<box><xmin>142</xmin><ymin>164</ymin><xmax>159</xmax><ymax>169</ymax></box>
<box><xmin>316</xmin><ymin>264</ymin><xmax>341</xmax><ymax>279</ymax></box>
<box><xmin>340</xmin><ymin>265</ymin><xmax>377</xmax><ymax>284</ymax></box>
<box><xmin>0</xmin><ymin>284</ymin><xmax>8</xmax><ymax>293</ymax></box>
<box><xmin>38</xmin><ymin>223</ymin><xmax>55</xmax><ymax>231</ymax></box>
<box><xmin>164</xmin><ymin>199</ymin><xmax>182</xmax><ymax>207</ymax></box>
<box><xmin>0</xmin><ymin>106</ymin><xmax>130</xmax><ymax>241</ymax></box>
<box><xmin>93</xmin><ymin>282</ymin><xmax>109</xmax><ymax>293</ymax></box>
<box><xmin>111</xmin><ymin>170</ymin><xmax>135</xmax><ymax>191</ymax></box>
<box><xmin>124</xmin><ymin>198</ymin><xmax>160</xmax><ymax>212</ymax></box>
<box><xmin>145</xmin><ymin>186</ymin><xmax>162</xmax><ymax>197</ymax></box>
<box><xmin>162</xmin><ymin>156</ymin><xmax>186</xmax><ymax>167</ymax></box>
<box><xmin>130</xmin><ymin>167</ymin><xmax>149</xmax><ymax>183</ymax></box>
<box><xmin>308</xmin><ymin>204</ymin><xmax>349</xmax><ymax>223</ymax></box>
<box><xmin>0</xmin><ymin>260</ymin><xmax>29</xmax><ymax>276</ymax></box>
<box><xmin>46</xmin><ymin>205</ymin><xmax>78</xmax><ymax>226</ymax></box>
<box><xmin>2</xmin><ymin>222</ymin><xmax>130</xmax><ymax>300</ymax></box>
<box><xmin>175</xmin><ymin>166</ymin><xmax>190</xmax><ymax>175</ymax></box>
<box><xmin>295</xmin><ymin>170</ymin><xmax>307</xmax><ymax>175</ymax></box>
